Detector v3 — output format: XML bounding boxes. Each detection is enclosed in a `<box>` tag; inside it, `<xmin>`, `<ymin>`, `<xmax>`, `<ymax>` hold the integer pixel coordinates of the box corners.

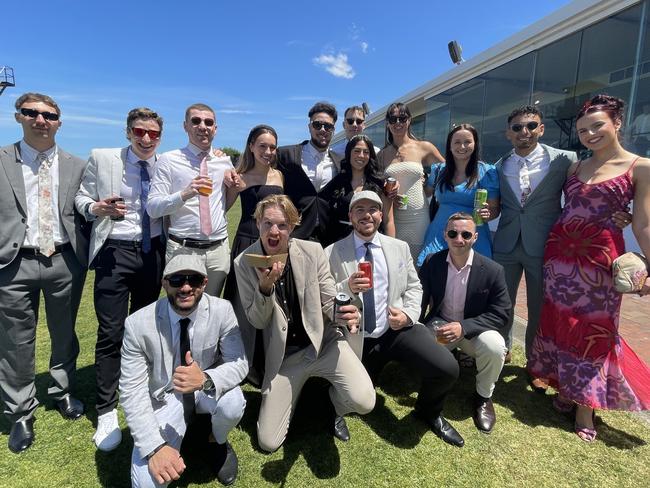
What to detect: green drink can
<box><xmin>473</xmin><ymin>189</ymin><xmax>488</xmax><ymax>225</ymax></box>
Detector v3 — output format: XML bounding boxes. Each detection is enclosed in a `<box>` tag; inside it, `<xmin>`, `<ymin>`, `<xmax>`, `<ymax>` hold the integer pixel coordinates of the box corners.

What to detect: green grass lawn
<box><xmin>1</xmin><ymin>201</ymin><xmax>649</xmax><ymax>487</ymax></box>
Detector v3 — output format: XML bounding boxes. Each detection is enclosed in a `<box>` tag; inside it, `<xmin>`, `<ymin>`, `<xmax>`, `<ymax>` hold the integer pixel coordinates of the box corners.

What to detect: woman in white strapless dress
<box><xmin>378</xmin><ymin>103</ymin><xmax>445</xmax><ymax>261</ymax></box>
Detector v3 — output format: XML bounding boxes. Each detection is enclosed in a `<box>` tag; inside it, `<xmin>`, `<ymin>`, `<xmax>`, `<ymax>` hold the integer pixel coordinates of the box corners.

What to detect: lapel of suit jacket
<box><xmin>495</xmin><ymin>152</ymin><xmax>521</xmax><ymax>207</ymax></box>
<box><xmin>113</xmin><ymin>147</ymin><xmax>128</xmax><ymax>194</ymax></box>
<box><xmin>1</xmin><ymin>143</ymin><xmax>28</xmax><ymax>215</ymax></box>
<box><xmin>289</xmin><ymin>239</ymin><xmax>307</xmax><ymax>311</ymax></box>
<box><xmin>434</xmin><ymin>251</ymin><xmax>449</xmax><ymax>315</ymax></box>
<box><xmin>463</xmin><ymin>252</ymin><xmax>483</xmax><ymax>317</ymax></box>
<box><xmin>341</xmin><ymin>234</ymin><xmax>359</xmax><ymax>279</ymax></box>
<box><xmin>57</xmin><ymin>148</ymin><xmax>74</xmax><ymax>214</ymax></box>
<box><xmin>377</xmin><ymin>234</ymin><xmax>398</xmax><ymax>300</ymax></box>
<box><xmin>156</xmin><ymin>300</ymin><xmax>175</xmax><ymax>382</ymax></box>
<box><xmin>191</xmin><ymin>296</ymin><xmax>210</xmax><ymax>367</ymax></box>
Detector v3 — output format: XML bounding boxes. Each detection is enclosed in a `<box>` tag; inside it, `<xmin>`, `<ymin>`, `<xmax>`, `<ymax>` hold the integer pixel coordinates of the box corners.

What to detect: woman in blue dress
<box><xmin>417</xmin><ymin>124</ymin><xmax>500</xmax><ymax>267</ymax></box>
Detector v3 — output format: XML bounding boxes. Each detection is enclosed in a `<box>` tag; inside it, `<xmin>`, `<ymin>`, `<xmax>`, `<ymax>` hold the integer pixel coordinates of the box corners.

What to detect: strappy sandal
<box><xmin>574</xmin><ymin>410</ymin><xmax>597</xmax><ymax>442</ymax></box>
<box><xmin>552</xmin><ymin>396</ymin><xmax>575</xmax><ymax>414</ymax></box>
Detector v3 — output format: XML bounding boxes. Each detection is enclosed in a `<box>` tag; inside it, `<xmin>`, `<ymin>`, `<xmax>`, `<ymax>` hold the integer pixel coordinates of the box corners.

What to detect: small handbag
<box><xmin>612</xmin><ymin>252</ymin><xmax>649</xmax><ymax>293</ymax></box>
<box><xmin>428</xmin><ymin>165</ymin><xmax>443</xmax><ymax>221</ymax></box>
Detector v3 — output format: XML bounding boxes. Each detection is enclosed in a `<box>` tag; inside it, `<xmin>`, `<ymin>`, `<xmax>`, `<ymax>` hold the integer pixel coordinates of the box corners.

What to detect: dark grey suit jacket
<box><xmin>0</xmin><ymin>142</ymin><xmax>89</xmax><ymax>268</ymax></box>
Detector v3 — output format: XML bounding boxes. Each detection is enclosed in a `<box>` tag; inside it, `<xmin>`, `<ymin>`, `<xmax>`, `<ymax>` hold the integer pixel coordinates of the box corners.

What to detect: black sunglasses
<box><xmin>387</xmin><ymin>115</ymin><xmax>409</xmax><ymax>125</ymax></box>
<box><xmin>345</xmin><ymin>118</ymin><xmax>364</xmax><ymax>126</ymax></box>
<box><xmin>190</xmin><ymin>116</ymin><xmax>215</xmax><ymax>127</ymax></box>
<box><xmin>447</xmin><ymin>230</ymin><xmax>474</xmax><ymax>240</ymax></box>
<box><xmin>131</xmin><ymin>127</ymin><xmax>161</xmax><ymax>140</ymax></box>
<box><xmin>166</xmin><ymin>274</ymin><xmax>205</xmax><ymax>288</ymax></box>
<box><xmin>311</xmin><ymin>120</ymin><xmax>335</xmax><ymax>132</ymax></box>
<box><xmin>19</xmin><ymin>107</ymin><xmax>60</xmax><ymax>122</ymax></box>
<box><xmin>510</xmin><ymin>121</ymin><xmax>539</xmax><ymax>132</ymax></box>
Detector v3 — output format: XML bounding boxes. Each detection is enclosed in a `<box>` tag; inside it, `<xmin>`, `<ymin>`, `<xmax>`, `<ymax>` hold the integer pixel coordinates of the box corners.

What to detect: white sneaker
<box><xmin>93</xmin><ymin>409</ymin><xmax>122</xmax><ymax>452</ymax></box>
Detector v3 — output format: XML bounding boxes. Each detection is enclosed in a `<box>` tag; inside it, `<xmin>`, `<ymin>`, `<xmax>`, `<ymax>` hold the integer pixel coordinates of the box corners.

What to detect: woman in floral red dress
<box><xmin>528</xmin><ymin>94</ymin><xmax>650</xmax><ymax>442</ymax></box>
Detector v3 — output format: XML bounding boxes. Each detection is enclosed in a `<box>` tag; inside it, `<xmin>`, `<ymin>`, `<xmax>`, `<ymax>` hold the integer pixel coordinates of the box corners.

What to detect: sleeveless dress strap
<box><xmin>627</xmin><ymin>156</ymin><xmax>642</xmax><ymax>174</ymax></box>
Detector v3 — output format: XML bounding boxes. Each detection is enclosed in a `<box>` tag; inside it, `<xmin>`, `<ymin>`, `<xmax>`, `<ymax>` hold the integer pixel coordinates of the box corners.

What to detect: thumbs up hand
<box><xmin>173</xmin><ymin>351</ymin><xmax>204</xmax><ymax>393</ymax></box>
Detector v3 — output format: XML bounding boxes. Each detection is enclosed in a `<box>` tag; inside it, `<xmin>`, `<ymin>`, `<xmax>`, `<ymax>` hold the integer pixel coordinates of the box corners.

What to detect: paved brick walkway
<box><xmin>514</xmin><ymin>278</ymin><xmax>650</xmax><ymax>364</ymax></box>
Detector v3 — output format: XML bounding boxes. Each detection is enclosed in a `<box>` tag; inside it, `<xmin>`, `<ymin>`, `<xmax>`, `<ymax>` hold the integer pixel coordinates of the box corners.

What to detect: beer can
<box><xmin>473</xmin><ymin>189</ymin><xmax>488</xmax><ymax>225</ymax></box>
<box><xmin>358</xmin><ymin>261</ymin><xmax>373</xmax><ymax>289</ymax></box>
<box><xmin>334</xmin><ymin>292</ymin><xmax>352</xmax><ymax>323</ymax></box>
<box><xmin>397</xmin><ymin>194</ymin><xmax>409</xmax><ymax>210</ymax></box>
<box><xmin>384</xmin><ymin>177</ymin><xmax>397</xmax><ymax>193</ymax></box>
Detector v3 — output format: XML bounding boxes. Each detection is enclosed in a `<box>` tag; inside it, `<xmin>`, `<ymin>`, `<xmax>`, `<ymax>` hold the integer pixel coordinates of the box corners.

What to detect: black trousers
<box><xmin>93</xmin><ymin>238</ymin><xmax>164</xmax><ymax>415</ymax></box>
<box><xmin>362</xmin><ymin>323</ymin><xmax>458</xmax><ymax>418</ymax></box>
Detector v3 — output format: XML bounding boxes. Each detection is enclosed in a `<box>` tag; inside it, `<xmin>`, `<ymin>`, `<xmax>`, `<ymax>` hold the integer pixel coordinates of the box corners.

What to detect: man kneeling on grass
<box><xmin>120</xmin><ymin>253</ymin><xmax>248</xmax><ymax>487</ymax></box>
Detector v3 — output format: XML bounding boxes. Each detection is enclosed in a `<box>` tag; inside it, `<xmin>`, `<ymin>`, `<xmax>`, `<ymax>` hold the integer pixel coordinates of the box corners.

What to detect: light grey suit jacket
<box><xmin>0</xmin><ymin>142</ymin><xmax>88</xmax><ymax>269</ymax></box>
<box><xmin>75</xmin><ymin>147</ymin><xmax>156</xmax><ymax>265</ymax></box>
<box><xmin>493</xmin><ymin>143</ymin><xmax>577</xmax><ymax>257</ymax></box>
<box><xmin>233</xmin><ymin>238</ymin><xmax>340</xmax><ymax>390</ymax></box>
<box><xmin>325</xmin><ymin>232</ymin><xmax>422</xmax><ymax>358</ymax></box>
<box><xmin>119</xmin><ymin>294</ymin><xmax>248</xmax><ymax>458</ymax></box>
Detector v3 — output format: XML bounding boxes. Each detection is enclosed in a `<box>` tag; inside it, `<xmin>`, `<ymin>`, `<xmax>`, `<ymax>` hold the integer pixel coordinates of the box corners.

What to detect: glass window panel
<box><xmin>630</xmin><ymin>4</ymin><xmax>650</xmax><ymax>156</ymax></box>
<box><xmin>424</xmin><ymin>93</ymin><xmax>451</xmax><ymax>151</ymax></box>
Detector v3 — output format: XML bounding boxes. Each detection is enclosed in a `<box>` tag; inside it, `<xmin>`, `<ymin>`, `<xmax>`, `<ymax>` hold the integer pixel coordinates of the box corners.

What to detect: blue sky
<box><xmin>1</xmin><ymin>0</ymin><xmax>571</xmax><ymax>157</ymax></box>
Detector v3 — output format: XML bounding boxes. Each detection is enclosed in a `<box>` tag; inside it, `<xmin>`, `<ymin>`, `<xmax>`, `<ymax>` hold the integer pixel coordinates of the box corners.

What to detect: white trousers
<box><xmin>166</xmin><ymin>238</ymin><xmax>230</xmax><ymax>297</ymax></box>
<box><xmin>131</xmin><ymin>387</ymin><xmax>245</xmax><ymax>488</ymax></box>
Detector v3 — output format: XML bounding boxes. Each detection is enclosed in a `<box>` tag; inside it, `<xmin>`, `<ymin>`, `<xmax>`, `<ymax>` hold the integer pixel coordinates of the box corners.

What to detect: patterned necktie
<box><xmin>37</xmin><ymin>152</ymin><xmax>56</xmax><ymax>257</ymax></box>
<box><xmin>198</xmin><ymin>152</ymin><xmax>212</xmax><ymax>236</ymax></box>
<box><xmin>362</xmin><ymin>242</ymin><xmax>376</xmax><ymax>333</ymax></box>
<box><xmin>138</xmin><ymin>161</ymin><xmax>151</xmax><ymax>253</ymax></box>
<box><xmin>519</xmin><ymin>158</ymin><xmax>532</xmax><ymax>206</ymax></box>
<box><xmin>179</xmin><ymin>317</ymin><xmax>195</xmax><ymax>424</ymax></box>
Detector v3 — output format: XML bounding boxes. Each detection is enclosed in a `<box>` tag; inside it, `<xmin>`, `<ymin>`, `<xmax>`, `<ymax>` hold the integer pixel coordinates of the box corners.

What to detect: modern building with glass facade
<box><xmin>347</xmin><ymin>0</ymin><xmax>649</xmax><ymax>162</ymax></box>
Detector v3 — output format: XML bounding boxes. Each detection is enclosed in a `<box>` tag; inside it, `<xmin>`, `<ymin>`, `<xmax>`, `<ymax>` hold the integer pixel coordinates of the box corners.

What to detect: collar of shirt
<box><xmin>304</xmin><ymin>141</ymin><xmax>328</xmax><ymax>161</ymax></box>
<box><xmin>20</xmin><ymin>139</ymin><xmax>57</xmax><ymax>165</ymax></box>
<box><xmin>446</xmin><ymin>248</ymin><xmax>474</xmax><ymax>272</ymax></box>
<box><xmin>187</xmin><ymin>143</ymin><xmax>213</xmax><ymax>158</ymax></box>
<box><xmin>353</xmin><ymin>231</ymin><xmax>381</xmax><ymax>258</ymax></box>
<box><xmin>509</xmin><ymin>143</ymin><xmax>544</xmax><ymax>167</ymax></box>
<box><xmin>167</xmin><ymin>303</ymin><xmax>199</xmax><ymax>329</ymax></box>
<box><xmin>126</xmin><ymin>146</ymin><xmax>156</xmax><ymax>167</ymax></box>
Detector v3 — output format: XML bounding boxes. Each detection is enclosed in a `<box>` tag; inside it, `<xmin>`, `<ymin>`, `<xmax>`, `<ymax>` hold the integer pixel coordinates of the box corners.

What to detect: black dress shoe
<box><xmin>430</xmin><ymin>416</ymin><xmax>464</xmax><ymax>447</ymax></box>
<box><xmin>8</xmin><ymin>418</ymin><xmax>35</xmax><ymax>453</ymax></box>
<box><xmin>214</xmin><ymin>441</ymin><xmax>238</xmax><ymax>486</ymax></box>
<box><xmin>333</xmin><ymin>415</ymin><xmax>350</xmax><ymax>442</ymax></box>
<box><xmin>473</xmin><ymin>396</ymin><xmax>496</xmax><ymax>433</ymax></box>
<box><xmin>56</xmin><ymin>394</ymin><xmax>85</xmax><ymax>420</ymax></box>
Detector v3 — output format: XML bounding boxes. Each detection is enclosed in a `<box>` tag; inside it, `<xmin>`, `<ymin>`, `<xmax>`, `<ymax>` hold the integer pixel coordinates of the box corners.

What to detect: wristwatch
<box><xmin>202</xmin><ymin>373</ymin><xmax>215</xmax><ymax>392</ymax></box>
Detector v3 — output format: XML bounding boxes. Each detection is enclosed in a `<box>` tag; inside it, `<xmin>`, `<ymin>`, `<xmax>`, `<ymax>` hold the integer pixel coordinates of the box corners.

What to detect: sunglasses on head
<box><xmin>131</xmin><ymin>127</ymin><xmax>161</xmax><ymax>139</ymax></box>
<box><xmin>166</xmin><ymin>273</ymin><xmax>205</xmax><ymax>288</ymax></box>
<box><xmin>311</xmin><ymin>120</ymin><xmax>335</xmax><ymax>132</ymax></box>
<box><xmin>19</xmin><ymin>107</ymin><xmax>60</xmax><ymax>122</ymax></box>
<box><xmin>387</xmin><ymin>115</ymin><xmax>409</xmax><ymax>125</ymax></box>
<box><xmin>510</xmin><ymin>121</ymin><xmax>539</xmax><ymax>132</ymax></box>
<box><xmin>446</xmin><ymin>230</ymin><xmax>474</xmax><ymax>240</ymax></box>
<box><xmin>190</xmin><ymin>116</ymin><xmax>215</xmax><ymax>127</ymax></box>
<box><xmin>346</xmin><ymin>117</ymin><xmax>364</xmax><ymax>126</ymax></box>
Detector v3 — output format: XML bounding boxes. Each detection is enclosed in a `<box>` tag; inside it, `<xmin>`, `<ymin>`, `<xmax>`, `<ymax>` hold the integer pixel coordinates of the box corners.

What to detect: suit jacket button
<box><xmin>21</xmin><ymin>218</ymin><xmax>26</xmax><ymax>223</ymax></box>
<box><xmin>12</xmin><ymin>243</ymin><xmax>18</xmax><ymax>248</ymax></box>
<box><xmin>282</xmin><ymin>326</ymin><xmax>287</xmax><ymax>331</ymax></box>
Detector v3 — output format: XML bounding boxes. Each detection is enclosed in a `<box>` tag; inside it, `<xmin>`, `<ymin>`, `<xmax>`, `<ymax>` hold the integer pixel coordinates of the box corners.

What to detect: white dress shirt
<box><xmin>354</xmin><ymin>232</ymin><xmax>389</xmax><ymax>339</ymax></box>
<box><xmin>502</xmin><ymin>144</ymin><xmax>550</xmax><ymax>203</ymax></box>
<box><xmin>440</xmin><ymin>249</ymin><xmax>474</xmax><ymax>323</ymax></box>
<box><xmin>109</xmin><ymin>148</ymin><xmax>162</xmax><ymax>240</ymax></box>
<box><xmin>19</xmin><ymin>140</ymin><xmax>68</xmax><ymax>247</ymax></box>
<box><xmin>167</xmin><ymin>303</ymin><xmax>199</xmax><ymax>369</ymax></box>
<box><xmin>301</xmin><ymin>142</ymin><xmax>336</xmax><ymax>191</ymax></box>
<box><xmin>147</xmin><ymin>144</ymin><xmax>233</xmax><ymax>240</ymax></box>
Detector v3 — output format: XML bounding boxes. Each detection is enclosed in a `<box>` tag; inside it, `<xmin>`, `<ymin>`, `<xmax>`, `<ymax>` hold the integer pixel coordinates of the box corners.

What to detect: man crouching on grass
<box><xmin>120</xmin><ymin>253</ymin><xmax>248</xmax><ymax>486</ymax></box>
<box><xmin>234</xmin><ymin>194</ymin><xmax>375</xmax><ymax>452</ymax></box>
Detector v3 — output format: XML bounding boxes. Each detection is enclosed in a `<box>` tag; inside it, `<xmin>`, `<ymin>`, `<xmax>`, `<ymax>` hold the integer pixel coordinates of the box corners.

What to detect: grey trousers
<box><xmin>0</xmin><ymin>247</ymin><xmax>85</xmax><ymax>423</ymax></box>
<box><xmin>493</xmin><ymin>239</ymin><xmax>544</xmax><ymax>360</ymax></box>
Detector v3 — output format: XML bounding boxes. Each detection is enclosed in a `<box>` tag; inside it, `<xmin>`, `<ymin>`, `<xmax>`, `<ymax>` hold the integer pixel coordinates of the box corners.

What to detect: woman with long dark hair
<box><xmin>417</xmin><ymin>124</ymin><xmax>499</xmax><ymax>266</ymax></box>
<box><xmin>377</xmin><ymin>103</ymin><xmax>445</xmax><ymax>260</ymax></box>
<box><xmin>319</xmin><ymin>135</ymin><xmax>394</xmax><ymax>246</ymax></box>
<box><xmin>224</xmin><ymin>124</ymin><xmax>284</xmax><ymax>385</ymax></box>
<box><xmin>528</xmin><ymin>95</ymin><xmax>650</xmax><ymax>442</ymax></box>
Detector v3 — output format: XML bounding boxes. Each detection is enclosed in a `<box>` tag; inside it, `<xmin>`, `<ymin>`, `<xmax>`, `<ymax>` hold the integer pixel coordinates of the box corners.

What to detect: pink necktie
<box><xmin>199</xmin><ymin>152</ymin><xmax>212</xmax><ymax>236</ymax></box>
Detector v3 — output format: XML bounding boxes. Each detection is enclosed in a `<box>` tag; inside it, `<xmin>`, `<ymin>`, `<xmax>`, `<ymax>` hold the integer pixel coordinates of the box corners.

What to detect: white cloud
<box><xmin>360</xmin><ymin>42</ymin><xmax>369</xmax><ymax>54</ymax></box>
<box><xmin>220</xmin><ymin>109</ymin><xmax>254</xmax><ymax>114</ymax></box>
<box><xmin>312</xmin><ymin>53</ymin><xmax>355</xmax><ymax>79</ymax></box>
<box><xmin>286</xmin><ymin>95</ymin><xmax>326</xmax><ymax>102</ymax></box>
<box><xmin>64</xmin><ymin>114</ymin><xmax>123</xmax><ymax>126</ymax></box>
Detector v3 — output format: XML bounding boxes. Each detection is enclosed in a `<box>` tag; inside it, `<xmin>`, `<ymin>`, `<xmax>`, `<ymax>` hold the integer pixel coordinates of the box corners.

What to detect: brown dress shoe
<box><xmin>473</xmin><ymin>396</ymin><xmax>496</xmax><ymax>433</ymax></box>
<box><xmin>504</xmin><ymin>351</ymin><xmax>512</xmax><ymax>364</ymax></box>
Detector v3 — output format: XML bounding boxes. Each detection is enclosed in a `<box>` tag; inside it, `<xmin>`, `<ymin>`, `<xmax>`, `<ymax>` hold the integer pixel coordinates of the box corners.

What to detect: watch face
<box><xmin>203</xmin><ymin>376</ymin><xmax>215</xmax><ymax>391</ymax></box>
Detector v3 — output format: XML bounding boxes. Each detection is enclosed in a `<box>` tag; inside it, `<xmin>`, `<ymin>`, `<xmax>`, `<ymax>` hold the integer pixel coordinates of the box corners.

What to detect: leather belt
<box><xmin>105</xmin><ymin>236</ymin><xmax>161</xmax><ymax>250</ymax></box>
<box><xmin>20</xmin><ymin>242</ymin><xmax>72</xmax><ymax>257</ymax></box>
<box><xmin>169</xmin><ymin>234</ymin><xmax>225</xmax><ymax>249</ymax></box>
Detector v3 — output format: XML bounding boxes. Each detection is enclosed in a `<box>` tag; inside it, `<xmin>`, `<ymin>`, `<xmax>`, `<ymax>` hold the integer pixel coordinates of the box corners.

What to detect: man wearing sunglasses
<box><xmin>75</xmin><ymin>107</ymin><xmax>166</xmax><ymax>452</ymax></box>
<box><xmin>277</xmin><ymin>101</ymin><xmax>343</xmax><ymax>241</ymax></box>
<box><xmin>120</xmin><ymin>253</ymin><xmax>246</xmax><ymax>486</ymax></box>
<box><xmin>0</xmin><ymin>93</ymin><xmax>89</xmax><ymax>453</ymax></box>
<box><xmin>492</xmin><ymin>106</ymin><xmax>630</xmax><ymax>385</ymax></box>
<box><xmin>234</xmin><ymin>195</ymin><xmax>374</xmax><ymax>451</ymax></box>
<box><xmin>148</xmin><ymin>103</ymin><xmax>238</xmax><ymax>298</ymax></box>
<box><xmin>326</xmin><ymin>191</ymin><xmax>463</xmax><ymax>447</ymax></box>
<box><xmin>419</xmin><ymin>212</ymin><xmax>510</xmax><ymax>434</ymax></box>
<box><xmin>330</xmin><ymin>106</ymin><xmax>381</xmax><ymax>158</ymax></box>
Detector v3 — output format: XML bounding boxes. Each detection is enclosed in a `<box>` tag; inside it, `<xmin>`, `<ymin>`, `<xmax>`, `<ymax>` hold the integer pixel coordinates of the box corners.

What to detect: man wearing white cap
<box><xmin>326</xmin><ymin>191</ymin><xmax>463</xmax><ymax>447</ymax></box>
<box><xmin>120</xmin><ymin>253</ymin><xmax>247</xmax><ymax>487</ymax></box>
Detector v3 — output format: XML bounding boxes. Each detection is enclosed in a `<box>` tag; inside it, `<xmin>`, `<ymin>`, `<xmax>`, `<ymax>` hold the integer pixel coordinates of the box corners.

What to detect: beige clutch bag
<box><xmin>244</xmin><ymin>253</ymin><xmax>288</xmax><ymax>268</ymax></box>
<box><xmin>612</xmin><ymin>252</ymin><xmax>648</xmax><ymax>293</ymax></box>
